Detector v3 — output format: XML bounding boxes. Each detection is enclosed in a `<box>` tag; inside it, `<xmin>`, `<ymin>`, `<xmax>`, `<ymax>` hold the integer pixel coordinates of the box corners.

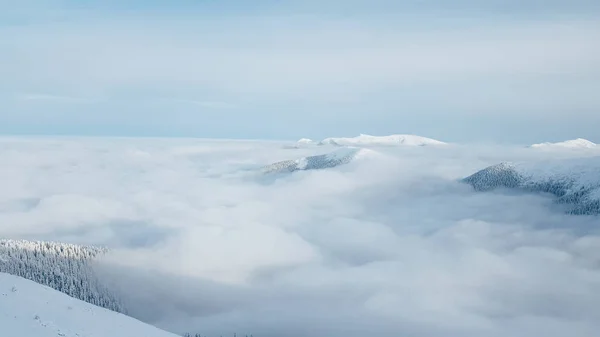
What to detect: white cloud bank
<box><xmin>1</xmin><ymin>137</ymin><xmax>600</xmax><ymax>336</ymax></box>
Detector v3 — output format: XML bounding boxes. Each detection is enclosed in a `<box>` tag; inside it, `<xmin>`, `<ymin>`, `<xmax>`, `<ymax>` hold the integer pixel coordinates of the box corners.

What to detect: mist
<box><xmin>1</xmin><ymin>137</ymin><xmax>600</xmax><ymax>337</ymax></box>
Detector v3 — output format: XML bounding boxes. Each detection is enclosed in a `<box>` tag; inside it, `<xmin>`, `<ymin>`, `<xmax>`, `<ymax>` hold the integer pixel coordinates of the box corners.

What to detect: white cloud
<box><xmin>1</xmin><ymin>136</ymin><xmax>600</xmax><ymax>336</ymax></box>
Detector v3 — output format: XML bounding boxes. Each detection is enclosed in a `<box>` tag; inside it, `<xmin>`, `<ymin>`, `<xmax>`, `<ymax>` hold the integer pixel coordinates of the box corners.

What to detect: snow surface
<box><xmin>463</xmin><ymin>156</ymin><xmax>600</xmax><ymax>214</ymax></box>
<box><xmin>318</xmin><ymin>134</ymin><xmax>446</xmax><ymax>146</ymax></box>
<box><xmin>0</xmin><ymin>272</ymin><xmax>176</xmax><ymax>337</ymax></box>
<box><xmin>0</xmin><ymin>239</ymin><xmax>124</xmax><ymax>313</ymax></box>
<box><xmin>297</xmin><ymin>138</ymin><xmax>315</xmax><ymax>144</ymax></box>
<box><xmin>530</xmin><ymin>138</ymin><xmax>597</xmax><ymax>149</ymax></box>
<box><xmin>262</xmin><ymin>147</ymin><xmax>371</xmax><ymax>173</ymax></box>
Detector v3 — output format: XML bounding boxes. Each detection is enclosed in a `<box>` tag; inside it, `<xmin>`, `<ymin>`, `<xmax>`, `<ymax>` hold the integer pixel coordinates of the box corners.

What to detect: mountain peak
<box><xmin>317</xmin><ymin>134</ymin><xmax>446</xmax><ymax>146</ymax></box>
<box><xmin>530</xmin><ymin>138</ymin><xmax>596</xmax><ymax>149</ymax></box>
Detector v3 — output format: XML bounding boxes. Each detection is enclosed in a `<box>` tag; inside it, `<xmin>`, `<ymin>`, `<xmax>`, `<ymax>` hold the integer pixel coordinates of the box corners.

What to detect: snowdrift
<box><xmin>0</xmin><ymin>272</ymin><xmax>176</xmax><ymax>337</ymax></box>
<box><xmin>262</xmin><ymin>147</ymin><xmax>370</xmax><ymax>174</ymax></box>
<box><xmin>530</xmin><ymin>138</ymin><xmax>597</xmax><ymax>149</ymax></box>
<box><xmin>463</xmin><ymin>157</ymin><xmax>600</xmax><ymax>215</ymax></box>
<box><xmin>318</xmin><ymin>134</ymin><xmax>446</xmax><ymax>146</ymax></box>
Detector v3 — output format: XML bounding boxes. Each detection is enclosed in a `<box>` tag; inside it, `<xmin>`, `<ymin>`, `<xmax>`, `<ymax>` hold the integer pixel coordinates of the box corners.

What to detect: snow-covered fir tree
<box><xmin>0</xmin><ymin>239</ymin><xmax>125</xmax><ymax>313</ymax></box>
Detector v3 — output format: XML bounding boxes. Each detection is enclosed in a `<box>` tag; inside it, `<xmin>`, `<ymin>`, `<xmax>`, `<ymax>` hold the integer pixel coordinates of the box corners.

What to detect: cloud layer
<box><xmin>1</xmin><ymin>137</ymin><xmax>600</xmax><ymax>336</ymax></box>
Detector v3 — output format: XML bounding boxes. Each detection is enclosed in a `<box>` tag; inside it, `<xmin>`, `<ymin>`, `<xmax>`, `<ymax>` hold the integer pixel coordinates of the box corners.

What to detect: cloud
<box><xmin>1</xmin><ymin>137</ymin><xmax>600</xmax><ymax>336</ymax></box>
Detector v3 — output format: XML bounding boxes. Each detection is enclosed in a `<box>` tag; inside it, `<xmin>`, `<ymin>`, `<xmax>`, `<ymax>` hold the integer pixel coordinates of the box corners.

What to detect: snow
<box><xmin>297</xmin><ymin>138</ymin><xmax>315</xmax><ymax>144</ymax></box>
<box><xmin>0</xmin><ymin>272</ymin><xmax>177</xmax><ymax>337</ymax></box>
<box><xmin>262</xmin><ymin>147</ymin><xmax>372</xmax><ymax>173</ymax></box>
<box><xmin>530</xmin><ymin>138</ymin><xmax>597</xmax><ymax>149</ymax></box>
<box><xmin>318</xmin><ymin>134</ymin><xmax>446</xmax><ymax>146</ymax></box>
<box><xmin>0</xmin><ymin>239</ymin><xmax>124</xmax><ymax>313</ymax></box>
<box><xmin>463</xmin><ymin>156</ymin><xmax>600</xmax><ymax>214</ymax></box>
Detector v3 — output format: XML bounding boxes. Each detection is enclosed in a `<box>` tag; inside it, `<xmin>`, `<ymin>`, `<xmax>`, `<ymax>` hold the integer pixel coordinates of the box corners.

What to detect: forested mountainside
<box><xmin>463</xmin><ymin>160</ymin><xmax>600</xmax><ymax>215</ymax></box>
<box><xmin>0</xmin><ymin>239</ymin><xmax>125</xmax><ymax>313</ymax></box>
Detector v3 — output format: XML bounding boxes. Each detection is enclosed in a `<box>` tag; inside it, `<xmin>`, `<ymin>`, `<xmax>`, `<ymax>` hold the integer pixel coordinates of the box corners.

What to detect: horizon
<box><xmin>0</xmin><ymin>132</ymin><xmax>597</xmax><ymax>146</ymax></box>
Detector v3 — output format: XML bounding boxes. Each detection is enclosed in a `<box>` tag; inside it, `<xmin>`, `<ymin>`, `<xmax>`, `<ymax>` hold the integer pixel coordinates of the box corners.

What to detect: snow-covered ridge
<box><xmin>297</xmin><ymin>138</ymin><xmax>315</xmax><ymax>144</ymax></box>
<box><xmin>462</xmin><ymin>157</ymin><xmax>600</xmax><ymax>215</ymax></box>
<box><xmin>263</xmin><ymin>147</ymin><xmax>371</xmax><ymax>173</ymax></box>
<box><xmin>0</xmin><ymin>239</ymin><xmax>124</xmax><ymax>313</ymax></box>
<box><xmin>530</xmin><ymin>138</ymin><xmax>597</xmax><ymax>149</ymax></box>
<box><xmin>318</xmin><ymin>134</ymin><xmax>446</xmax><ymax>146</ymax></box>
<box><xmin>0</xmin><ymin>272</ymin><xmax>176</xmax><ymax>337</ymax></box>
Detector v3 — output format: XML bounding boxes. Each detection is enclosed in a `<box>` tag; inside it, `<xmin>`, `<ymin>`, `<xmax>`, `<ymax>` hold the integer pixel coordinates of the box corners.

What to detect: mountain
<box><xmin>318</xmin><ymin>134</ymin><xmax>446</xmax><ymax>146</ymax></box>
<box><xmin>530</xmin><ymin>138</ymin><xmax>597</xmax><ymax>149</ymax></box>
<box><xmin>462</xmin><ymin>157</ymin><xmax>600</xmax><ymax>215</ymax></box>
<box><xmin>0</xmin><ymin>272</ymin><xmax>176</xmax><ymax>337</ymax></box>
<box><xmin>297</xmin><ymin>138</ymin><xmax>315</xmax><ymax>144</ymax></box>
<box><xmin>262</xmin><ymin>147</ymin><xmax>370</xmax><ymax>174</ymax></box>
<box><xmin>282</xmin><ymin>138</ymin><xmax>316</xmax><ymax>149</ymax></box>
<box><xmin>0</xmin><ymin>240</ymin><xmax>125</xmax><ymax>313</ymax></box>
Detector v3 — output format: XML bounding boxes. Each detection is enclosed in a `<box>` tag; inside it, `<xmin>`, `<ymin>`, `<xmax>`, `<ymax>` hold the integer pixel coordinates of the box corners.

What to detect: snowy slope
<box><xmin>530</xmin><ymin>138</ymin><xmax>597</xmax><ymax>149</ymax></box>
<box><xmin>0</xmin><ymin>239</ymin><xmax>124</xmax><ymax>313</ymax></box>
<box><xmin>0</xmin><ymin>272</ymin><xmax>177</xmax><ymax>337</ymax></box>
<box><xmin>262</xmin><ymin>147</ymin><xmax>371</xmax><ymax>173</ymax></box>
<box><xmin>318</xmin><ymin>134</ymin><xmax>446</xmax><ymax>146</ymax></box>
<box><xmin>463</xmin><ymin>157</ymin><xmax>600</xmax><ymax>215</ymax></box>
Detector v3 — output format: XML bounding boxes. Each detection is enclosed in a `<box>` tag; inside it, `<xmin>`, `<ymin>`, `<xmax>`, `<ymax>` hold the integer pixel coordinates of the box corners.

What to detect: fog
<box><xmin>1</xmin><ymin>137</ymin><xmax>600</xmax><ymax>337</ymax></box>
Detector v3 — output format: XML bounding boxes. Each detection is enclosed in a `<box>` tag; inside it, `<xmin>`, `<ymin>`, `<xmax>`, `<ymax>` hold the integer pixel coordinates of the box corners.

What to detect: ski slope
<box><xmin>0</xmin><ymin>272</ymin><xmax>176</xmax><ymax>337</ymax></box>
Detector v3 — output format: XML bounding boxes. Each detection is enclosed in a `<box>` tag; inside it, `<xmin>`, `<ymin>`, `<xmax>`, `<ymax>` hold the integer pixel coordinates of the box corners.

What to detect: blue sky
<box><xmin>1</xmin><ymin>0</ymin><xmax>599</xmax><ymax>143</ymax></box>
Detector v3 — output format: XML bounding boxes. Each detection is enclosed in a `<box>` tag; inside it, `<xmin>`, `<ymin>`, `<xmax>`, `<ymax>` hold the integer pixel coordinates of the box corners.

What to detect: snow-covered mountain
<box><xmin>263</xmin><ymin>147</ymin><xmax>370</xmax><ymax>173</ymax></box>
<box><xmin>530</xmin><ymin>138</ymin><xmax>597</xmax><ymax>149</ymax></box>
<box><xmin>297</xmin><ymin>138</ymin><xmax>315</xmax><ymax>144</ymax></box>
<box><xmin>0</xmin><ymin>240</ymin><xmax>124</xmax><ymax>313</ymax></box>
<box><xmin>0</xmin><ymin>272</ymin><xmax>176</xmax><ymax>337</ymax></box>
<box><xmin>282</xmin><ymin>138</ymin><xmax>316</xmax><ymax>149</ymax></box>
<box><xmin>318</xmin><ymin>134</ymin><xmax>446</xmax><ymax>146</ymax></box>
<box><xmin>463</xmin><ymin>157</ymin><xmax>600</xmax><ymax>215</ymax></box>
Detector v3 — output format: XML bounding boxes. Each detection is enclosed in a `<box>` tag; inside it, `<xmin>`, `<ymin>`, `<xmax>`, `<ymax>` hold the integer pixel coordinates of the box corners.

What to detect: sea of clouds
<box><xmin>1</xmin><ymin>136</ymin><xmax>600</xmax><ymax>337</ymax></box>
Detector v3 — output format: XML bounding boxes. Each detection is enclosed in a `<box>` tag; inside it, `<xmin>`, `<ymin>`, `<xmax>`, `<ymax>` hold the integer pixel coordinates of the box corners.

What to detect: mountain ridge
<box><xmin>299</xmin><ymin>134</ymin><xmax>446</xmax><ymax>146</ymax></box>
<box><xmin>530</xmin><ymin>138</ymin><xmax>597</xmax><ymax>149</ymax></box>
<box><xmin>463</xmin><ymin>157</ymin><xmax>600</xmax><ymax>215</ymax></box>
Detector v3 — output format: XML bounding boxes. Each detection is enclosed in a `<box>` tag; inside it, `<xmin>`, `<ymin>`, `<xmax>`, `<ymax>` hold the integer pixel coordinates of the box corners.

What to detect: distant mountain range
<box><xmin>530</xmin><ymin>138</ymin><xmax>597</xmax><ymax>149</ymax></box>
<box><xmin>296</xmin><ymin>134</ymin><xmax>446</xmax><ymax>147</ymax></box>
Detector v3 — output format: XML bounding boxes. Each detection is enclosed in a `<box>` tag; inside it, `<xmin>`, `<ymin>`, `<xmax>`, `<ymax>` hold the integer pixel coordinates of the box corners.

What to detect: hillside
<box><xmin>0</xmin><ymin>240</ymin><xmax>124</xmax><ymax>313</ymax></box>
<box><xmin>262</xmin><ymin>147</ymin><xmax>369</xmax><ymax>173</ymax></box>
<box><xmin>463</xmin><ymin>157</ymin><xmax>600</xmax><ymax>215</ymax></box>
<box><xmin>0</xmin><ymin>272</ymin><xmax>176</xmax><ymax>337</ymax></box>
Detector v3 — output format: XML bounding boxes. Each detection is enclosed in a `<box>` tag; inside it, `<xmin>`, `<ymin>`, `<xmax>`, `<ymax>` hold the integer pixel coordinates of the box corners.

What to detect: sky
<box><xmin>1</xmin><ymin>0</ymin><xmax>600</xmax><ymax>143</ymax></box>
<box><xmin>1</xmin><ymin>137</ymin><xmax>600</xmax><ymax>337</ymax></box>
